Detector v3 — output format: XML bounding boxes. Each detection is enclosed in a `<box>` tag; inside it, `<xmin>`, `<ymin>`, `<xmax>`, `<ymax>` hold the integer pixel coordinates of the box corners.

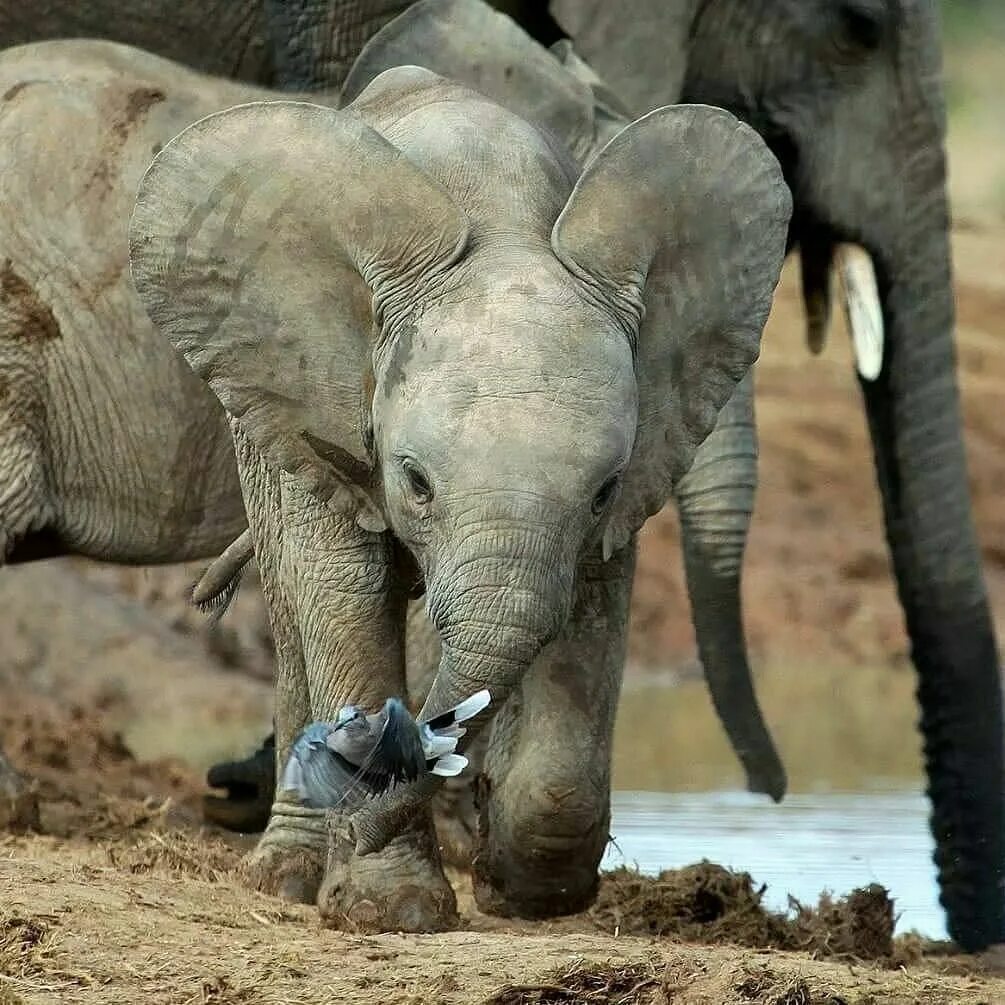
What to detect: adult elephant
<box><xmin>0</xmin><ymin>0</ymin><xmax>415</xmax><ymax>836</ymax></box>
<box><xmin>129</xmin><ymin>51</ymin><xmax>791</xmax><ymax>931</ymax></box>
<box><xmin>550</xmin><ymin>0</ymin><xmax>1004</xmax><ymax>954</ymax></box>
<box><xmin>0</xmin><ymin>0</ymin><xmax>562</xmax><ymax>92</ymax></box>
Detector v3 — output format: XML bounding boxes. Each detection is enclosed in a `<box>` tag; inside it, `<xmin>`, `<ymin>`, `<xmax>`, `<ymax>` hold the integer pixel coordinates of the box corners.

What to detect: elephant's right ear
<box><xmin>129</xmin><ymin>100</ymin><xmax>469</xmax><ymax>530</ymax></box>
<box><xmin>553</xmin><ymin>105</ymin><xmax>791</xmax><ymax>551</ymax></box>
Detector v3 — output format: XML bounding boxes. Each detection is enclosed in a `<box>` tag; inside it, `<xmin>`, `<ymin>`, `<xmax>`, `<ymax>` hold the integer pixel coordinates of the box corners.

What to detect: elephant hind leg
<box><xmin>0</xmin><ymin>343</ymin><xmax>55</xmax><ymax>563</ymax></box>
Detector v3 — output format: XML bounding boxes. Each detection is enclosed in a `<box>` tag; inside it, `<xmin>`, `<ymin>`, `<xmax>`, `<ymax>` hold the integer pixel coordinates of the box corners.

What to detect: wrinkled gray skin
<box><xmin>0</xmin><ymin>42</ymin><xmax>292</xmax><ymax>829</ymax></box>
<box><xmin>129</xmin><ymin>65</ymin><xmax>790</xmax><ymax>930</ymax></box>
<box><xmin>338</xmin><ymin>0</ymin><xmax>786</xmax><ymax>874</ymax></box>
<box><xmin>0</xmin><ymin>0</ymin><xmax>404</xmax><ymax>93</ymax></box>
<box><xmin>550</xmin><ymin>0</ymin><xmax>1004</xmax><ymax>955</ymax></box>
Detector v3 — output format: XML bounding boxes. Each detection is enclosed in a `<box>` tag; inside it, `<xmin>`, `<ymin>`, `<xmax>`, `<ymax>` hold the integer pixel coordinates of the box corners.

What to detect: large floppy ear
<box><xmin>129</xmin><ymin>99</ymin><xmax>469</xmax><ymax>531</ymax></box>
<box><xmin>552</xmin><ymin>104</ymin><xmax>791</xmax><ymax>553</ymax></box>
<box><xmin>342</xmin><ymin>0</ymin><xmax>599</xmax><ymax>164</ymax></box>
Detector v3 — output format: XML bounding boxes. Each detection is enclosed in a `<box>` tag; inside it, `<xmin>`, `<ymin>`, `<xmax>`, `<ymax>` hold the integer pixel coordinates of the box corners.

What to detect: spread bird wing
<box><xmin>422</xmin><ymin>689</ymin><xmax>491</xmax><ymax>732</ymax></box>
<box><xmin>369</xmin><ymin>698</ymin><xmax>427</xmax><ymax>787</ymax></box>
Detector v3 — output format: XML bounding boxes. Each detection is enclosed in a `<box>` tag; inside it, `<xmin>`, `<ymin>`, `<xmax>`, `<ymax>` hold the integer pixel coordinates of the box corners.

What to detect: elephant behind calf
<box><xmin>552</xmin><ymin>0</ymin><xmax>1005</xmax><ymax>953</ymax></box>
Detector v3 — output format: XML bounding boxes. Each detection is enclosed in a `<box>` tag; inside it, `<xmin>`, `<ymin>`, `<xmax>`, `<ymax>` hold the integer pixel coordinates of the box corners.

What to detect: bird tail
<box><xmin>419</xmin><ymin>689</ymin><xmax>490</xmax><ymax>778</ymax></box>
<box><xmin>422</xmin><ymin>689</ymin><xmax>491</xmax><ymax>732</ymax></box>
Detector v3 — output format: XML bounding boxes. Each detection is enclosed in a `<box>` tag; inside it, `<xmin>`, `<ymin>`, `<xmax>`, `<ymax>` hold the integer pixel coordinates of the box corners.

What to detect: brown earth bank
<box><xmin>2</xmin><ymin>703</ymin><xmax>1005</xmax><ymax>1005</ymax></box>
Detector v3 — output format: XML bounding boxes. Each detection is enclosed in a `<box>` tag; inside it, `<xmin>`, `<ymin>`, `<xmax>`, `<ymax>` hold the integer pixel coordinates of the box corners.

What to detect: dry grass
<box><xmin>485</xmin><ymin>959</ymin><xmax>666</xmax><ymax>1004</ymax></box>
<box><xmin>483</xmin><ymin>951</ymin><xmax>996</xmax><ymax>1005</ymax></box>
<box><xmin>105</xmin><ymin>829</ymin><xmax>242</xmax><ymax>881</ymax></box>
<box><xmin>0</xmin><ymin>830</ymin><xmax>1001</xmax><ymax>1004</ymax></box>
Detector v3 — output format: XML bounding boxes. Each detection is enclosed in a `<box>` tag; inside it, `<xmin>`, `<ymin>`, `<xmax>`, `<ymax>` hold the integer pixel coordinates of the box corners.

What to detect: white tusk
<box><xmin>836</xmin><ymin>244</ymin><xmax>884</xmax><ymax>381</ymax></box>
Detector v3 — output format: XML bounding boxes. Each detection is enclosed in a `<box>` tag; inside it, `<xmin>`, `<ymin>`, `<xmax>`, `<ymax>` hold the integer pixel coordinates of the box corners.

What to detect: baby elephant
<box><xmin>130</xmin><ymin>63</ymin><xmax>790</xmax><ymax>931</ymax></box>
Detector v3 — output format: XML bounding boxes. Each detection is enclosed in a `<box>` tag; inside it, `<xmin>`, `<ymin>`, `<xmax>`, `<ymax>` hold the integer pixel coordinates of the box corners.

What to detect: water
<box><xmin>602</xmin><ymin>789</ymin><xmax>945</xmax><ymax>938</ymax></box>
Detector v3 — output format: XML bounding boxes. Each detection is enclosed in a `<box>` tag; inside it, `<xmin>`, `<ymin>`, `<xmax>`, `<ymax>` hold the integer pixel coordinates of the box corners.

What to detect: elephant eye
<box><xmin>592</xmin><ymin>475</ymin><xmax>619</xmax><ymax>516</ymax></box>
<box><xmin>401</xmin><ymin>458</ymin><xmax>433</xmax><ymax>504</ymax></box>
<box><xmin>834</xmin><ymin>0</ymin><xmax>888</xmax><ymax>55</ymax></box>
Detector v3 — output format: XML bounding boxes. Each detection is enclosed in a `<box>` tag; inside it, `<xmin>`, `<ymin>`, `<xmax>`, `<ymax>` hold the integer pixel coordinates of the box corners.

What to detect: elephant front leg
<box><xmin>472</xmin><ymin>543</ymin><xmax>635</xmax><ymax>918</ymax></box>
<box><xmin>261</xmin><ymin>483</ymin><xmax>454</xmax><ymax>932</ymax></box>
<box><xmin>235</xmin><ymin>446</ymin><xmax>329</xmax><ymax>902</ymax></box>
<box><xmin>0</xmin><ymin>746</ymin><xmax>39</xmax><ymax>832</ymax></box>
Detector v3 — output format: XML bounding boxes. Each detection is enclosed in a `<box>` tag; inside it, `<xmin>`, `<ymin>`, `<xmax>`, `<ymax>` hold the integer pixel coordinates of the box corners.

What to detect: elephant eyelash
<box><xmin>401</xmin><ymin>458</ymin><xmax>433</xmax><ymax>504</ymax></box>
<box><xmin>591</xmin><ymin>475</ymin><xmax>620</xmax><ymax>516</ymax></box>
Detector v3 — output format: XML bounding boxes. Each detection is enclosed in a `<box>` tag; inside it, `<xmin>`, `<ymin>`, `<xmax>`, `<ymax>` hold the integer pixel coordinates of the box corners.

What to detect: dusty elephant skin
<box><xmin>208</xmin><ymin>0</ymin><xmax>792</xmax><ymax>868</ymax></box>
<box><xmin>0</xmin><ymin>0</ymin><xmax>560</xmax><ymax>95</ymax></box>
<box><xmin>128</xmin><ymin>64</ymin><xmax>790</xmax><ymax>931</ymax></box>
<box><xmin>0</xmin><ymin>0</ymin><xmax>484</xmax><ymax>837</ymax></box>
<box><xmin>340</xmin><ymin>0</ymin><xmax>792</xmax><ymax>875</ymax></box>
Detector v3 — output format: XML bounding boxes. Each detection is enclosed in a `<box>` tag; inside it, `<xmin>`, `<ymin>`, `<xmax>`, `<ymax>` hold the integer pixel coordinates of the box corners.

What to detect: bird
<box><xmin>279</xmin><ymin>689</ymin><xmax>491</xmax><ymax>810</ymax></box>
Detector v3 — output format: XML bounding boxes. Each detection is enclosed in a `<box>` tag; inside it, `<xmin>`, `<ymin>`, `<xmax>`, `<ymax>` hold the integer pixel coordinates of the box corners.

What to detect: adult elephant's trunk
<box><xmin>350</xmin><ymin>517</ymin><xmax>577</xmax><ymax>854</ymax></box>
<box><xmin>862</xmin><ymin>173</ymin><xmax>1004</xmax><ymax>951</ymax></box>
<box><xmin>676</xmin><ymin>372</ymin><xmax>786</xmax><ymax>802</ymax></box>
<box><xmin>263</xmin><ymin>0</ymin><xmax>411</xmax><ymax>91</ymax></box>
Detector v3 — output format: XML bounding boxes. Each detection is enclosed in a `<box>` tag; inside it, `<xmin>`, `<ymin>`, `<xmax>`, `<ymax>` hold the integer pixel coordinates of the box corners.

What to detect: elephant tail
<box><xmin>191</xmin><ymin>528</ymin><xmax>253</xmax><ymax>622</ymax></box>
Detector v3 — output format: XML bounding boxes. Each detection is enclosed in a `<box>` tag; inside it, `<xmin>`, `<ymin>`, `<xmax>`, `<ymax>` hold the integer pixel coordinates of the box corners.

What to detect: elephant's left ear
<box><xmin>552</xmin><ymin>104</ymin><xmax>791</xmax><ymax>551</ymax></box>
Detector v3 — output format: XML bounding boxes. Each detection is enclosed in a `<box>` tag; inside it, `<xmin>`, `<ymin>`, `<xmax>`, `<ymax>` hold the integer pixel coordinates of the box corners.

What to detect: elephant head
<box><xmin>344</xmin><ymin>0</ymin><xmax>787</xmax><ymax>801</ymax></box>
<box><xmin>129</xmin><ymin>67</ymin><xmax>790</xmax><ymax>864</ymax></box>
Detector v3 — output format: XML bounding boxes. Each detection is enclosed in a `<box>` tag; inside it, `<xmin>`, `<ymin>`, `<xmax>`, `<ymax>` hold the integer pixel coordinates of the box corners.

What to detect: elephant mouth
<box><xmin>797</xmin><ymin>230</ymin><xmax>885</xmax><ymax>381</ymax></box>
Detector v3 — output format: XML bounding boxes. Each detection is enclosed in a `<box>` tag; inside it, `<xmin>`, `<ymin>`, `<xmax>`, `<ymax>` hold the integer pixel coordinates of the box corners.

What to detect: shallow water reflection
<box><xmin>602</xmin><ymin>790</ymin><xmax>944</xmax><ymax>938</ymax></box>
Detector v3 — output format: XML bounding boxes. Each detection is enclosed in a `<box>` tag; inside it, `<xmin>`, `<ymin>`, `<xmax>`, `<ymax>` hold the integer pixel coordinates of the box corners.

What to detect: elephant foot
<box><xmin>472</xmin><ymin>851</ymin><xmax>599</xmax><ymax>919</ymax></box>
<box><xmin>472</xmin><ymin>779</ymin><xmax>606</xmax><ymax>919</ymax></box>
<box><xmin>0</xmin><ymin>751</ymin><xmax>40</xmax><ymax>833</ymax></box>
<box><xmin>203</xmin><ymin>733</ymin><xmax>275</xmax><ymax>833</ymax></box>
<box><xmin>318</xmin><ymin>810</ymin><xmax>458</xmax><ymax>933</ymax></box>
<box><xmin>240</xmin><ymin>803</ymin><xmax>327</xmax><ymax>903</ymax></box>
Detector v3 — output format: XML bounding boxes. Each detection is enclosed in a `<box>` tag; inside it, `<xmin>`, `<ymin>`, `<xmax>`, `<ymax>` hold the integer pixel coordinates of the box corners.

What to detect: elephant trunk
<box><xmin>263</xmin><ymin>0</ymin><xmax>411</xmax><ymax>92</ymax></box>
<box><xmin>676</xmin><ymin>371</ymin><xmax>786</xmax><ymax>802</ymax></box>
<box><xmin>350</xmin><ymin>517</ymin><xmax>578</xmax><ymax>855</ymax></box>
<box><xmin>862</xmin><ymin>173</ymin><xmax>1004</xmax><ymax>951</ymax></box>
<box><xmin>421</xmin><ymin>522</ymin><xmax>576</xmax><ymax>737</ymax></box>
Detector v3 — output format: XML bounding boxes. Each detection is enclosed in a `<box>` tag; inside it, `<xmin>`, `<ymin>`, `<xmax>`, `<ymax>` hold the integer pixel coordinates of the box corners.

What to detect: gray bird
<box><xmin>280</xmin><ymin>690</ymin><xmax>490</xmax><ymax>809</ymax></box>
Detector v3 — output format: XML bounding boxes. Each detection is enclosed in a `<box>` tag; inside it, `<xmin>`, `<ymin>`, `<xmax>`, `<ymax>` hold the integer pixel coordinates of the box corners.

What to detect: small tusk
<box><xmin>836</xmin><ymin>244</ymin><xmax>884</xmax><ymax>381</ymax></box>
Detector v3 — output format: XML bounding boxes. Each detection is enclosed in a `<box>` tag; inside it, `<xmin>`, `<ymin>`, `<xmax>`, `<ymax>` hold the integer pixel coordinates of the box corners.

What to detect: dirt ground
<box><xmin>3</xmin><ymin>703</ymin><xmax>1005</xmax><ymax>1005</ymax></box>
<box><xmin>3</xmin><ymin>23</ymin><xmax>1005</xmax><ymax>1005</ymax></box>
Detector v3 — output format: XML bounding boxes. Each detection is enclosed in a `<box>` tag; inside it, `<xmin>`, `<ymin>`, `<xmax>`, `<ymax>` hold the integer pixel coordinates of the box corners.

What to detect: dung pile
<box><xmin>589</xmin><ymin>862</ymin><xmax>895</xmax><ymax>960</ymax></box>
